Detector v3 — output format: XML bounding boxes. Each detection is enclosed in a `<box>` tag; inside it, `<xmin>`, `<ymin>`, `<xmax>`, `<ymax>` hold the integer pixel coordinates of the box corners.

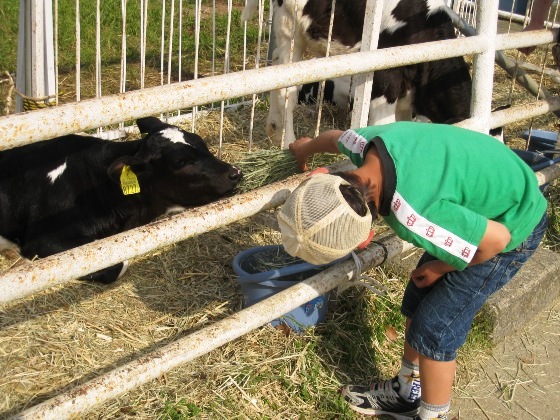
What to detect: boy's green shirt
<box><xmin>337</xmin><ymin>122</ymin><xmax>547</xmax><ymax>270</ymax></box>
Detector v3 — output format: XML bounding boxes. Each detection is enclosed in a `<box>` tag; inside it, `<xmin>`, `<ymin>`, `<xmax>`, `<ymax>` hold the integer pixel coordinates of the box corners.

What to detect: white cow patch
<box><xmin>47</xmin><ymin>161</ymin><xmax>67</xmax><ymax>184</ymax></box>
<box><xmin>427</xmin><ymin>0</ymin><xmax>447</xmax><ymax>15</ymax></box>
<box><xmin>117</xmin><ymin>260</ymin><xmax>130</xmax><ymax>279</ymax></box>
<box><xmin>165</xmin><ymin>205</ymin><xmax>187</xmax><ymax>215</ymax></box>
<box><xmin>382</xmin><ymin>0</ymin><xmax>407</xmax><ymax>34</ymax></box>
<box><xmin>160</xmin><ymin>128</ymin><xmax>188</xmax><ymax>145</ymax></box>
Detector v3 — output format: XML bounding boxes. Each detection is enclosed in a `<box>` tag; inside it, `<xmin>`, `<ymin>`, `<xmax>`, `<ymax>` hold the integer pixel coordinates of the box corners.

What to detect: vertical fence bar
<box><xmin>469</xmin><ymin>0</ymin><xmax>500</xmax><ymax>133</ymax></box>
<box><xmin>140</xmin><ymin>0</ymin><xmax>147</xmax><ymax>89</ymax></box>
<box><xmin>75</xmin><ymin>0</ymin><xmax>81</xmax><ymax>101</ymax></box>
<box><xmin>350</xmin><ymin>0</ymin><xmax>383</xmax><ymax>128</ymax></box>
<box><xmin>177</xmin><ymin>0</ymin><xmax>183</xmax><ymax>118</ymax></box>
<box><xmin>314</xmin><ymin>0</ymin><xmax>337</xmax><ymax>138</ymax></box>
<box><xmin>248</xmin><ymin>0</ymin><xmax>265</xmax><ymax>150</ymax></box>
<box><xmin>192</xmin><ymin>0</ymin><xmax>202</xmax><ymax>131</ymax></box>
<box><xmin>167</xmin><ymin>0</ymin><xmax>175</xmax><ymax>86</ymax></box>
<box><xmin>160</xmin><ymin>0</ymin><xmax>166</xmax><ymax>87</ymax></box>
<box><xmin>54</xmin><ymin>0</ymin><xmax>58</xmax><ymax>105</ymax></box>
<box><xmin>15</xmin><ymin>0</ymin><xmax>56</xmax><ymax>112</ymax></box>
<box><xmin>119</xmin><ymin>0</ymin><xmax>127</xmax><ymax>134</ymax></box>
<box><xmin>95</xmin><ymin>0</ymin><xmax>101</xmax><ymax>99</ymax></box>
<box><xmin>218</xmin><ymin>0</ymin><xmax>233</xmax><ymax>158</ymax></box>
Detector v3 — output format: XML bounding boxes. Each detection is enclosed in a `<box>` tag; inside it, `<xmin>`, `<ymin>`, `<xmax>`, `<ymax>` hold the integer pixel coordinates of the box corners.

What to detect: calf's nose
<box><xmin>229</xmin><ymin>167</ymin><xmax>243</xmax><ymax>183</ymax></box>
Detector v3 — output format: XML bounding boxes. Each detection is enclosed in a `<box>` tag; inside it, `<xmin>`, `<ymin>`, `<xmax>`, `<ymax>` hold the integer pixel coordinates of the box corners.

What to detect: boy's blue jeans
<box><xmin>401</xmin><ymin>212</ymin><xmax>548</xmax><ymax>362</ymax></box>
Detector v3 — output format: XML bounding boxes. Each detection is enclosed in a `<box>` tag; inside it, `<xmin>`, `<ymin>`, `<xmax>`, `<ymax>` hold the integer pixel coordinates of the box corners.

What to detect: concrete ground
<box><xmin>388</xmin><ymin>246</ymin><xmax>560</xmax><ymax>420</ymax></box>
<box><xmin>452</xmin><ymin>294</ymin><xmax>560</xmax><ymax>419</ymax></box>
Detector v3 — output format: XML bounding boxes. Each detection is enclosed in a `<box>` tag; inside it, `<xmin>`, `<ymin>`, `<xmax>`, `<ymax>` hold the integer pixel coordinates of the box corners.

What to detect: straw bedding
<box><xmin>1</xmin><ymin>46</ymin><xmax>559</xmax><ymax>418</ymax></box>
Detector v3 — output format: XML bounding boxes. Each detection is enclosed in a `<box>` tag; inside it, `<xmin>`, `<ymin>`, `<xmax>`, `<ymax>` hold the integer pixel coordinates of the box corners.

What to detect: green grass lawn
<box><xmin>0</xmin><ymin>0</ymin><xmax>264</xmax><ymax>107</ymax></box>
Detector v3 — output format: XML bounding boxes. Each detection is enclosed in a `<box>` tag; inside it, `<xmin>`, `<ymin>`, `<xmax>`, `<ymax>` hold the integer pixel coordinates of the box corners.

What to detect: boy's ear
<box><xmin>309</xmin><ymin>167</ymin><xmax>330</xmax><ymax>176</ymax></box>
<box><xmin>356</xmin><ymin>230</ymin><xmax>375</xmax><ymax>250</ymax></box>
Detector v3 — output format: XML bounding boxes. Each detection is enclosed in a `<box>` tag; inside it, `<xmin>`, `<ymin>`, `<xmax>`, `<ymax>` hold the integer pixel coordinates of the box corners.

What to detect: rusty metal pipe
<box><xmin>1</xmin><ymin>35</ymin><xmax>490</xmax><ymax>150</ymax></box>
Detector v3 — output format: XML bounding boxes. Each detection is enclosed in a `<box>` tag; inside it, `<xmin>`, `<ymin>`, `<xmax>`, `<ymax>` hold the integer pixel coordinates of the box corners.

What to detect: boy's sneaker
<box><xmin>341</xmin><ymin>376</ymin><xmax>420</xmax><ymax>419</ymax></box>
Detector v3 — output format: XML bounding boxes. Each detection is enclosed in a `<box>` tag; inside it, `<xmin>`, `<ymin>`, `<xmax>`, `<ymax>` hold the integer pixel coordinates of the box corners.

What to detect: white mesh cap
<box><xmin>277</xmin><ymin>173</ymin><xmax>372</xmax><ymax>265</ymax></box>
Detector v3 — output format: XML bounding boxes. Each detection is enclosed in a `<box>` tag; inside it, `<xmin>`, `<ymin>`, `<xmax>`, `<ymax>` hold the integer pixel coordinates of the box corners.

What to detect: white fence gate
<box><xmin>1</xmin><ymin>0</ymin><xmax>560</xmax><ymax>418</ymax></box>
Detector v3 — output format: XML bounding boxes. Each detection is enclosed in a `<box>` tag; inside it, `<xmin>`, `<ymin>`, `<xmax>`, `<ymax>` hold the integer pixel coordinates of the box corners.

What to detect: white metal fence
<box><xmin>1</xmin><ymin>0</ymin><xmax>560</xmax><ymax>417</ymax></box>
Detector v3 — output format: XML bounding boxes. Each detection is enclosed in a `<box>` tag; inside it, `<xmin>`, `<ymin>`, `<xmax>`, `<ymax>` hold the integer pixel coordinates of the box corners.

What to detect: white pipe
<box><xmin>75</xmin><ymin>0</ymin><xmax>81</xmax><ymax>101</ymax></box>
<box><xmin>448</xmin><ymin>9</ymin><xmax>560</xmax><ymax>116</ymax></box>
<box><xmin>0</xmin><ymin>35</ymin><xmax>489</xmax><ymax>150</ymax></box>
<box><xmin>3</xmin><ymin>28</ymin><xmax>554</xmax><ymax>151</ymax></box>
<box><xmin>12</xmin><ymin>234</ymin><xmax>414</xmax><ymax>420</ymax></box>
<box><xmin>95</xmin><ymin>0</ymin><xmax>101</xmax><ymax>100</ymax></box>
<box><xmin>457</xmin><ymin>95</ymin><xmax>560</xmax><ymax>130</ymax></box>
<box><xmin>166</xmin><ymin>0</ymin><xmax>175</xmax><ymax>86</ymax></box>
<box><xmin>160</xmin><ymin>0</ymin><xmax>166</xmax><ymax>87</ymax></box>
<box><xmin>350</xmin><ymin>0</ymin><xmax>383</xmax><ymax>129</ymax></box>
<box><xmin>469</xmin><ymin>0</ymin><xmax>500</xmax><ymax>134</ymax></box>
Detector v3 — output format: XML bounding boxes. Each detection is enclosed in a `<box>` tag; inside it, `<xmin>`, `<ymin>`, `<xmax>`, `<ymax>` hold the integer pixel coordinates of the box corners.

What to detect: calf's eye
<box><xmin>171</xmin><ymin>159</ymin><xmax>188</xmax><ymax>170</ymax></box>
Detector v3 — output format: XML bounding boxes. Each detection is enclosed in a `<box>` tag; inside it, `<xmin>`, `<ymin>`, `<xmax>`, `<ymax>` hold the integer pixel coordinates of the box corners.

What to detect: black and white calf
<box><xmin>0</xmin><ymin>117</ymin><xmax>242</xmax><ymax>283</ymax></box>
<box><xmin>242</xmin><ymin>0</ymin><xmax>472</xmax><ymax>146</ymax></box>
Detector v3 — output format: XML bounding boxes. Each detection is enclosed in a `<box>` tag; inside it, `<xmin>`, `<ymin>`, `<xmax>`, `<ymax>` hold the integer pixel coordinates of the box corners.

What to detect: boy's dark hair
<box><xmin>333</xmin><ymin>171</ymin><xmax>378</xmax><ymax>219</ymax></box>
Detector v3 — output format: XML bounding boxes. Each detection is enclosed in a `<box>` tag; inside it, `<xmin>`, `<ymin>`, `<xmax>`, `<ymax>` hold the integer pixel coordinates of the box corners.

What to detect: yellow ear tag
<box><xmin>120</xmin><ymin>165</ymin><xmax>141</xmax><ymax>195</ymax></box>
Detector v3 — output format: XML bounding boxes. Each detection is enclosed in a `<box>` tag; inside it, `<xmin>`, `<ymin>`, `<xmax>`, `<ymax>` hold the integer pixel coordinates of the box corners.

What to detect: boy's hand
<box><xmin>411</xmin><ymin>260</ymin><xmax>454</xmax><ymax>288</ymax></box>
<box><xmin>289</xmin><ymin>137</ymin><xmax>313</xmax><ymax>171</ymax></box>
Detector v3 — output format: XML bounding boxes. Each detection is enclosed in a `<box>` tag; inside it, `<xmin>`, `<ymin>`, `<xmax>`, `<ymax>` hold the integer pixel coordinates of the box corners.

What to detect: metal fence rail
<box><xmin>2</xmin><ymin>0</ymin><xmax>560</xmax><ymax>417</ymax></box>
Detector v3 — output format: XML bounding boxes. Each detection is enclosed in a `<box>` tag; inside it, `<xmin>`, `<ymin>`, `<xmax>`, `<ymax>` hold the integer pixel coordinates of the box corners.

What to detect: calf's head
<box><xmin>108</xmin><ymin>117</ymin><xmax>242</xmax><ymax>207</ymax></box>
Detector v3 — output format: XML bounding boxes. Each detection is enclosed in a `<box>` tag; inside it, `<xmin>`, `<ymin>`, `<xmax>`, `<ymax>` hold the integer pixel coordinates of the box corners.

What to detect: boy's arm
<box><xmin>289</xmin><ymin>130</ymin><xmax>344</xmax><ymax>171</ymax></box>
<box><xmin>411</xmin><ymin>220</ymin><xmax>511</xmax><ymax>288</ymax></box>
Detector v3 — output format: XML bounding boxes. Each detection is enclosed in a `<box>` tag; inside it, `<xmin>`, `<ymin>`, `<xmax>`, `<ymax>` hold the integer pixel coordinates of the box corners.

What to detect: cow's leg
<box><xmin>368</xmin><ymin>95</ymin><xmax>398</xmax><ymax>126</ymax></box>
<box><xmin>266</xmin><ymin>5</ymin><xmax>305</xmax><ymax>148</ymax></box>
<box><xmin>80</xmin><ymin>261</ymin><xmax>129</xmax><ymax>284</ymax></box>
<box><xmin>267</xmin><ymin>43</ymin><xmax>305</xmax><ymax>147</ymax></box>
<box><xmin>395</xmin><ymin>89</ymin><xmax>414</xmax><ymax>121</ymax></box>
<box><xmin>266</xmin><ymin>48</ymin><xmax>284</xmax><ymax>144</ymax></box>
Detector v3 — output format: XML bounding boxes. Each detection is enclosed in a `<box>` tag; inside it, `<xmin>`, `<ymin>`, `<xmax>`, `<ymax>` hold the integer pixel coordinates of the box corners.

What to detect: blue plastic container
<box><xmin>499</xmin><ymin>0</ymin><xmax>528</xmax><ymax>15</ymax></box>
<box><xmin>233</xmin><ymin>245</ymin><xmax>346</xmax><ymax>333</ymax></box>
<box><xmin>512</xmin><ymin>149</ymin><xmax>560</xmax><ymax>192</ymax></box>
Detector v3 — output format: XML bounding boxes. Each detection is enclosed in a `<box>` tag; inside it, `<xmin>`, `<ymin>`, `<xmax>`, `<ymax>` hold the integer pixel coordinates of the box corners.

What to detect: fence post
<box><xmin>15</xmin><ymin>0</ymin><xmax>57</xmax><ymax>112</ymax></box>
<box><xmin>350</xmin><ymin>0</ymin><xmax>383</xmax><ymax>128</ymax></box>
<box><xmin>469</xmin><ymin>0</ymin><xmax>500</xmax><ymax>133</ymax></box>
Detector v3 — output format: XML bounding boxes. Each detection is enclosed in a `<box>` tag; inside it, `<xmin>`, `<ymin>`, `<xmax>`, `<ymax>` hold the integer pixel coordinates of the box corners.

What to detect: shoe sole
<box><xmin>347</xmin><ymin>402</ymin><xmax>417</xmax><ymax>419</ymax></box>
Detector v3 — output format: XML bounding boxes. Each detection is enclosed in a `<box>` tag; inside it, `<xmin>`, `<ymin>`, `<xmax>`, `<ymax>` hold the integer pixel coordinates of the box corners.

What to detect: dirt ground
<box><xmin>452</xmin><ymin>296</ymin><xmax>560</xmax><ymax>420</ymax></box>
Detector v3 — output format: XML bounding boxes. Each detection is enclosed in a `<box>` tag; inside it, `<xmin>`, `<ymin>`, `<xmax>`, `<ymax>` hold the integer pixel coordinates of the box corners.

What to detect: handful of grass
<box><xmin>235</xmin><ymin>148</ymin><xmax>343</xmax><ymax>193</ymax></box>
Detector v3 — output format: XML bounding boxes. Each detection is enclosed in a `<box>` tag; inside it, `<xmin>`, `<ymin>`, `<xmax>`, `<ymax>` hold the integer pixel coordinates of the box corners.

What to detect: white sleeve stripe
<box><xmin>339</xmin><ymin>130</ymin><xmax>369</xmax><ymax>158</ymax></box>
<box><xmin>391</xmin><ymin>191</ymin><xmax>477</xmax><ymax>264</ymax></box>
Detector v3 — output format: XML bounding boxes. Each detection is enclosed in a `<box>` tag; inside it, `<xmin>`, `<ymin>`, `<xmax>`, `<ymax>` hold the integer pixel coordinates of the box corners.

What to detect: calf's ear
<box><xmin>107</xmin><ymin>156</ymin><xmax>147</xmax><ymax>183</ymax></box>
<box><xmin>136</xmin><ymin>117</ymin><xmax>167</xmax><ymax>134</ymax></box>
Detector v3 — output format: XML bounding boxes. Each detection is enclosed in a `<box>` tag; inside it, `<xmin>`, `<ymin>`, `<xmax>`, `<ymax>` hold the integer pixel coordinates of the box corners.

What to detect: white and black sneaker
<box><xmin>341</xmin><ymin>376</ymin><xmax>420</xmax><ymax>419</ymax></box>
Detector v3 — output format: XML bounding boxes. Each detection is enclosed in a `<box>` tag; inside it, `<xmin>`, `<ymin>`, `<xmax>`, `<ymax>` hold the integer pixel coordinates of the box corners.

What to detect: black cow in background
<box><xmin>242</xmin><ymin>0</ymin><xmax>472</xmax><ymax>146</ymax></box>
<box><xmin>0</xmin><ymin>117</ymin><xmax>242</xmax><ymax>283</ymax></box>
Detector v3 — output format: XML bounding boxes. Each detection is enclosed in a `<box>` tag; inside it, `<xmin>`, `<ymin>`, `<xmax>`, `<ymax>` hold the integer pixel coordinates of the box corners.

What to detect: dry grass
<box><xmin>1</xmin><ymin>35</ymin><xmax>560</xmax><ymax>420</ymax></box>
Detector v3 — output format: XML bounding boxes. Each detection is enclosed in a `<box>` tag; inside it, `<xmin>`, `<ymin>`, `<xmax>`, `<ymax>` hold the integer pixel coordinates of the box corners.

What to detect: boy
<box><xmin>277</xmin><ymin>122</ymin><xmax>548</xmax><ymax>419</ymax></box>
